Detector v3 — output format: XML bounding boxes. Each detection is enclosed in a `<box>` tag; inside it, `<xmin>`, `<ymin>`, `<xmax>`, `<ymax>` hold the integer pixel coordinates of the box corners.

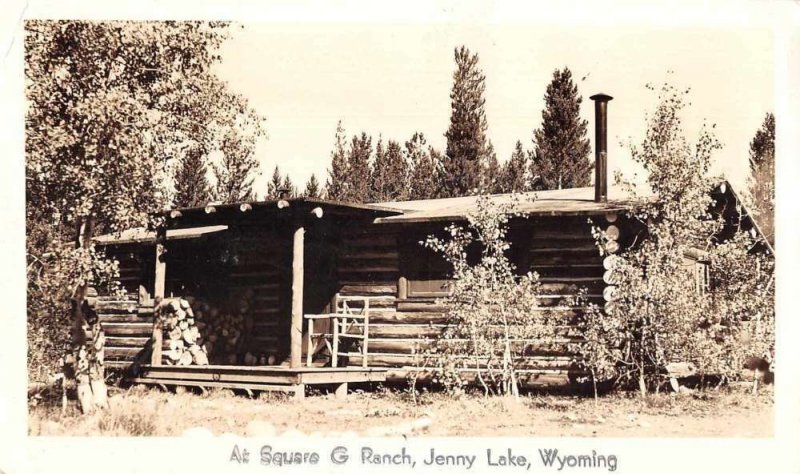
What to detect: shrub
<box><xmin>423</xmin><ymin>194</ymin><xmax>557</xmax><ymax>397</ymax></box>
<box><xmin>574</xmin><ymin>82</ymin><xmax>774</xmax><ymax>394</ymax></box>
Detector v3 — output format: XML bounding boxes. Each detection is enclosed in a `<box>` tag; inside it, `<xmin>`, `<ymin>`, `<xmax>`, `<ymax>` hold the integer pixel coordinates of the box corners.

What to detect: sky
<box><xmin>212</xmin><ymin>22</ymin><xmax>773</xmax><ymax>198</ymax></box>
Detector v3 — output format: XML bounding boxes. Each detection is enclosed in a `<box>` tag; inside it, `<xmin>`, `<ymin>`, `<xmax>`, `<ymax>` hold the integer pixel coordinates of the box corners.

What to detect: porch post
<box><xmin>290</xmin><ymin>221</ymin><xmax>305</xmax><ymax>368</ymax></box>
<box><xmin>151</xmin><ymin>224</ymin><xmax>167</xmax><ymax>366</ymax></box>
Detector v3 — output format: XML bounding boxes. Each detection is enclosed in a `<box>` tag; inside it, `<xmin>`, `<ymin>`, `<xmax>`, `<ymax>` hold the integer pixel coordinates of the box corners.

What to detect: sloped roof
<box><xmin>94</xmin><ymin>225</ymin><xmax>228</xmax><ymax>245</ymax></box>
<box><xmin>372</xmin><ymin>185</ymin><xmax>656</xmax><ymax>224</ymax></box>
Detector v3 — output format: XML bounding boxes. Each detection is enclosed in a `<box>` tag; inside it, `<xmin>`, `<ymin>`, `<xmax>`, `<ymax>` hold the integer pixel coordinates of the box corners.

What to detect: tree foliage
<box><xmin>531</xmin><ymin>68</ymin><xmax>592</xmax><ymax>190</ymax></box>
<box><xmin>325</xmin><ymin>121</ymin><xmax>350</xmax><ymax>201</ymax></box>
<box><xmin>406</xmin><ymin>132</ymin><xmax>441</xmax><ymax>200</ymax></box>
<box><xmin>345</xmin><ymin>132</ymin><xmax>373</xmax><ymax>203</ymax></box>
<box><xmin>266</xmin><ymin>165</ymin><xmax>283</xmax><ymax>199</ymax></box>
<box><xmin>303</xmin><ymin>173</ymin><xmax>322</xmax><ymax>198</ymax></box>
<box><xmin>173</xmin><ymin>145</ymin><xmax>212</xmax><ymax>208</ymax></box>
<box><xmin>575</xmin><ymin>83</ymin><xmax>774</xmax><ymax>394</ymax></box>
<box><xmin>480</xmin><ymin>141</ymin><xmax>502</xmax><ymax>194</ymax></box>
<box><xmin>211</xmin><ymin>126</ymin><xmax>261</xmax><ymax>203</ymax></box>
<box><xmin>25</xmin><ymin>20</ymin><xmax>264</xmax><ymax>383</ymax></box>
<box><xmin>423</xmin><ymin>195</ymin><xmax>556</xmax><ymax>397</ymax></box>
<box><xmin>371</xmin><ymin>138</ymin><xmax>409</xmax><ymax>202</ymax></box>
<box><xmin>442</xmin><ymin>46</ymin><xmax>488</xmax><ymax>197</ymax></box>
<box><xmin>500</xmin><ymin>140</ymin><xmax>529</xmax><ymax>193</ymax></box>
<box><xmin>747</xmin><ymin>113</ymin><xmax>775</xmax><ymax>245</ymax></box>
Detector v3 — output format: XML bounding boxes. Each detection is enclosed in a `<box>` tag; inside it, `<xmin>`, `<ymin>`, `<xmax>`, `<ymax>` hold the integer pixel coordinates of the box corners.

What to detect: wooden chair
<box><xmin>304</xmin><ymin>295</ymin><xmax>371</xmax><ymax>368</ymax></box>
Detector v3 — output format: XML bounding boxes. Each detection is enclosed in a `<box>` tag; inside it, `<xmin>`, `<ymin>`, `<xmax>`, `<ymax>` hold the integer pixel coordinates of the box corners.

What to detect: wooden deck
<box><xmin>129</xmin><ymin>364</ymin><xmax>387</xmax><ymax>399</ymax></box>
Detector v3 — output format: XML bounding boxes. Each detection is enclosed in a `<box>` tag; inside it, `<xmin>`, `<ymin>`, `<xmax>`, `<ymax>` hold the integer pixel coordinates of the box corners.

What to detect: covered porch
<box><xmin>130</xmin><ymin>197</ymin><xmax>400</xmax><ymax>398</ymax></box>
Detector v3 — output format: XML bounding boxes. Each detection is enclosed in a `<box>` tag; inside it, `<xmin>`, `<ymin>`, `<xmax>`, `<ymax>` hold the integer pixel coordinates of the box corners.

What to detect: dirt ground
<box><xmin>28</xmin><ymin>383</ymin><xmax>773</xmax><ymax>437</ymax></box>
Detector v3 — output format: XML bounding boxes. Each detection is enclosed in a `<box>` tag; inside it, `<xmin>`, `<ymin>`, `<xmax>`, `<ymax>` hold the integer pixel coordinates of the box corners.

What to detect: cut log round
<box><xmin>604</xmin><ymin>240</ymin><xmax>620</xmax><ymax>254</ymax></box>
<box><xmin>603</xmin><ymin>255</ymin><xmax>622</xmax><ymax>270</ymax></box>
<box><xmin>603</xmin><ymin>270</ymin><xmax>621</xmax><ymax>285</ymax></box>
<box><xmin>605</xmin><ymin>225</ymin><xmax>620</xmax><ymax>241</ymax></box>
<box><xmin>179</xmin><ymin>351</ymin><xmax>193</xmax><ymax>366</ymax></box>
<box><xmin>603</xmin><ymin>285</ymin><xmax>619</xmax><ymax>302</ymax></box>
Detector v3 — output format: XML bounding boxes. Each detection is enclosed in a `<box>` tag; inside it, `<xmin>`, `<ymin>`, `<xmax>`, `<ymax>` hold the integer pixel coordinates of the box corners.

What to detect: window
<box><xmin>694</xmin><ymin>260</ymin><xmax>710</xmax><ymax>295</ymax></box>
<box><xmin>684</xmin><ymin>248</ymin><xmax>710</xmax><ymax>295</ymax></box>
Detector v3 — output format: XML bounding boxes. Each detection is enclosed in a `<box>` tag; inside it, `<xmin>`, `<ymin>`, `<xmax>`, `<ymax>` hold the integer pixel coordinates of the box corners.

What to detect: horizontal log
<box><xmin>338</xmin><ymin>266</ymin><xmax>400</xmax><ymax>274</ymax></box>
<box><xmin>229</xmin><ymin>270</ymin><xmax>281</xmax><ymax>279</ymax></box>
<box><xmin>397</xmin><ymin>301</ymin><xmax>448</xmax><ymax>312</ymax></box>
<box><xmin>529</xmin><ymin>229</ymin><xmax>594</xmax><ymax>240</ymax></box>
<box><xmin>138</xmin><ymin>369</ymin><xmax>300</xmax><ymax>385</ymax></box>
<box><xmin>254</xmin><ymin>294</ymin><xmax>280</xmax><ymax>303</ymax></box>
<box><xmin>130</xmin><ymin>378</ymin><xmax>300</xmax><ymax>393</ymax></box>
<box><xmin>106</xmin><ymin>336</ymin><xmax>150</xmax><ymax>347</ymax></box>
<box><xmin>338</xmin><ymin>251</ymin><xmax>400</xmax><ymax>260</ymax></box>
<box><xmin>530</xmin><ymin>265</ymin><xmax>605</xmax><ymax>279</ymax></box>
<box><xmin>528</xmin><ymin>253</ymin><xmax>604</xmax><ymax>265</ymax></box>
<box><xmin>340</xmin><ymin>234</ymin><xmax>397</xmax><ymax>247</ymax></box>
<box><xmin>103</xmin><ymin>323</ymin><xmax>153</xmax><ymax>336</ymax></box>
<box><xmin>384</xmin><ymin>369</ymin><xmax>577</xmax><ymax>386</ymax></box>
<box><xmin>345</xmin><ymin>353</ymin><xmax>577</xmax><ymax>369</ymax></box>
<box><xmin>369</xmin><ymin>312</ymin><xmax>450</xmax><ymax>324</ymax></box>
<box><xmin>339</xmin><ymin>284</ymin><xmax>397</xmax><ymax>296</ymax></box>
<box><xmin>98</xmin><ymin>313</ymin><xmax>154</xmax><ymax>324</ymax></box>
<box><xmin>367</xmin><ymin>338</ymin><xmax>582</xmax><ymax>354</ymax></box>
<box><xmin>106</xmin><ymin>347</ymin><xmax>148</xmax><ymax>358</ymax></box>
<box><xmin>105</xmin><ymin>360</ymin><xmax>134</xmax><ymax>370</ymax></box>
<box><xmin>528</xmin><ymin>240</ymin><xmax>598</xmax><ymax>251</ymax></box>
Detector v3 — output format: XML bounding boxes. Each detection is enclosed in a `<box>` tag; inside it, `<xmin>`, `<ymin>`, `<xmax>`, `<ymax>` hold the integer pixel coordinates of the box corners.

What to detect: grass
<box><xmin>28</xmin><ymin>383</ymin><xmax>773</xmax><ymax>437</ymax></box>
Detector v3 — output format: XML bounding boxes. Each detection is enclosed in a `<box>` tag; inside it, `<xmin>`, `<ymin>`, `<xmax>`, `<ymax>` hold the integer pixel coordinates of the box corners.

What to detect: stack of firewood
<box><xmin>157</xmin><ymin>298</ymin><xmax>209</xmax><ymax>366</ymax></box>
<box><xmin>191</xmin><ymin>292</ymin><xmax>256</xmax><ymax>365</ymax></box>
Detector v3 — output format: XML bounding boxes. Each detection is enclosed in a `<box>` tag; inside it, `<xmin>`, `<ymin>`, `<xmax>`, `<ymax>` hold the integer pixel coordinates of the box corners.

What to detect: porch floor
<box><xmin>128</xmin><ymin>364</ymin><xmax>387</xmax><ymax>399</ymax></box>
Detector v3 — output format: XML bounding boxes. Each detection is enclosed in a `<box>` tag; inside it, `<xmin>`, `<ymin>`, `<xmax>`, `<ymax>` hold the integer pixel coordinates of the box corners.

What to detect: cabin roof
<box><xmin>372</xmin><ymin>184</ymin><xmax>655</xmax><ymax>224</ymax></box>
<box><xmin>94</xmin><ymin>225</ymin><xmax>229</xmax><ymax>245</ymax></box>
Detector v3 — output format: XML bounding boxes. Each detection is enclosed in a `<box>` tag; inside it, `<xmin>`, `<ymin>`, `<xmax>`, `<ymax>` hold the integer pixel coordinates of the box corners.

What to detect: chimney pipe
<box><xmin>590</xmin><ymin>93</ymin><xmax>613</xmax><ymax>203</ymax></box>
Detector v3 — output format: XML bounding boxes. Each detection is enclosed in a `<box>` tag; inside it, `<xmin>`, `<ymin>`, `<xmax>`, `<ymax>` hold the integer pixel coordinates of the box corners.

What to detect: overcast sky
<box><xmin>214</xmin><ymin>22</ymin><xmax>772</xmax><ymax>198</ymax></box>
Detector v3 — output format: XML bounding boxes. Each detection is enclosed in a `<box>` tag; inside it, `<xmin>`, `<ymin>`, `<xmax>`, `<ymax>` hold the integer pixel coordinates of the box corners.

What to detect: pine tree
<box><xmin>346</xmin><ymin>132</ymin><xmax>372</xmax><ymax>203</ymax></box>
<box><xmin>304</xmin><ymin>173</ymin><xmax>321</xmax><ymax>198</ymax></box>
<box><xmin>500</xmin><ymin>140</ymin><xmax>529</xmax><ymax>192</ymax></box>
<box><xmin>371</xmin><ymin>138</ymin><xmax>409</xmax><ymax>202</ymax></box>
<box><xmin>267</xmin><ymin>165</ymin><xmax>282</xmax><ymax>199</ymax></box>
<box><xmin>281</xmin><ymin>175</ymin><xmax>297</xmax><ymax>198</ymax></box>
<box><xmin>173</xmin><ymin>145</ymin><xmax>212</xmax><ymax>208</ymax></box>
<box><xmin>212</xmin><ymin>128</ymin><xmax>259</xmax><ymax>203</ymax></box>
<box><xmin>406</xmin><ymin>132</ymin><xmax>440</xmax><ymax>200</ymax></box>
<box><xmin>442</xmin><ymin>45</ymin><xmax>488</xmax><ymax>197</ymax></box>
<box><xmin>531</xmin><ymin>67</ymin><xmax>592</xmax><ymax>190</ymax></box>
<box><xmin>481</xmin><ymin>140</ymin><xmax>502</xmax><ymax>193</ymax></box>
<box><xmin>325</xmin><ymin>121</ymin><xmax>349</xmax><ymax>201</ymax></box>
<box><xmin>747</xmin><ymin>113</ymin><xmax>775</xmax><ymax>245</ymax></box>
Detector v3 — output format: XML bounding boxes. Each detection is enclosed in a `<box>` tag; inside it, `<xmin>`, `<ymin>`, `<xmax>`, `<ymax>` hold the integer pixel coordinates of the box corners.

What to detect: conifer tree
<box><xmin>173</xmin><ymin>145</ymin><xmax>212</xmax><ymax>208</ymax></box>
<box><xmin>266</xmin><ymin>165</ymin><xmax>282</xmax><ymax>199</ymax></box>
<box><xmin>346</xmin><ymin>132</ymin><xmax>373</xmax><ymax>203</ymax></box>
<box><xmin>500</xmin><ymin>140</ymin><xmax>529</xmax><ymax>192</ymax></box>
<box><xmin>406</xmin><ymin>132</ymin><xmax>440</xmax><ymax>200</ymax></box>
<box><xmin>325</xmin><ymin>121</ymin><xmax>349</xmax><ymax>201</ymax></box>
<box><xmin>371</xmin><ymin>138</ymin><xmax>409</xmax><ymax>202</ymax></box>
<box><xmin>747</xmin><ymin>112</ymin><xmax>775</xmax><ymax>244</ymax></box>
<box><xmin>212</xmin><ymin>128</ymin><xmax>259</xmax><ymax>203</ymax></box>
<box><xmin>481</xmin><ymin>140</ymin><xmax>502</xmax><ymax>193</ymax></box>
<box><xmin>531</xmin><ymin>67</ymin><xmax>592</xmax><ymax>190</ymax></box>
<box><xmin>304</xmin><ymin>173</ymin><xmax>321</xmax><ymax>198</ymax></box>
<box><xmin>442</xmin><ymin>45</ymin><xmax>488</xmax><ymax>197</ymax></box>
<box><xmin>281</xmin><ymin>175</ymin><xmax>297</xmax><ymax>198</ymax></box>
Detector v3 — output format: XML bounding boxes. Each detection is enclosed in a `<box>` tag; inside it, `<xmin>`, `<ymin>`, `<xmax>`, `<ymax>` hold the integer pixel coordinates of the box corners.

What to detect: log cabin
<box><xmin>93</xmin><ymin>94</ymin><xmax>770</xmax><ymax>397</ymax></box>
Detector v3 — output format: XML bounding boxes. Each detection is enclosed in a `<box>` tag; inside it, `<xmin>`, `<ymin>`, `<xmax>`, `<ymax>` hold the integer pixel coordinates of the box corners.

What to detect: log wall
<box><xmin>334</xmin><ymin>215</ymin><xmax>610</xmax><ymax>386</ymax></box>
